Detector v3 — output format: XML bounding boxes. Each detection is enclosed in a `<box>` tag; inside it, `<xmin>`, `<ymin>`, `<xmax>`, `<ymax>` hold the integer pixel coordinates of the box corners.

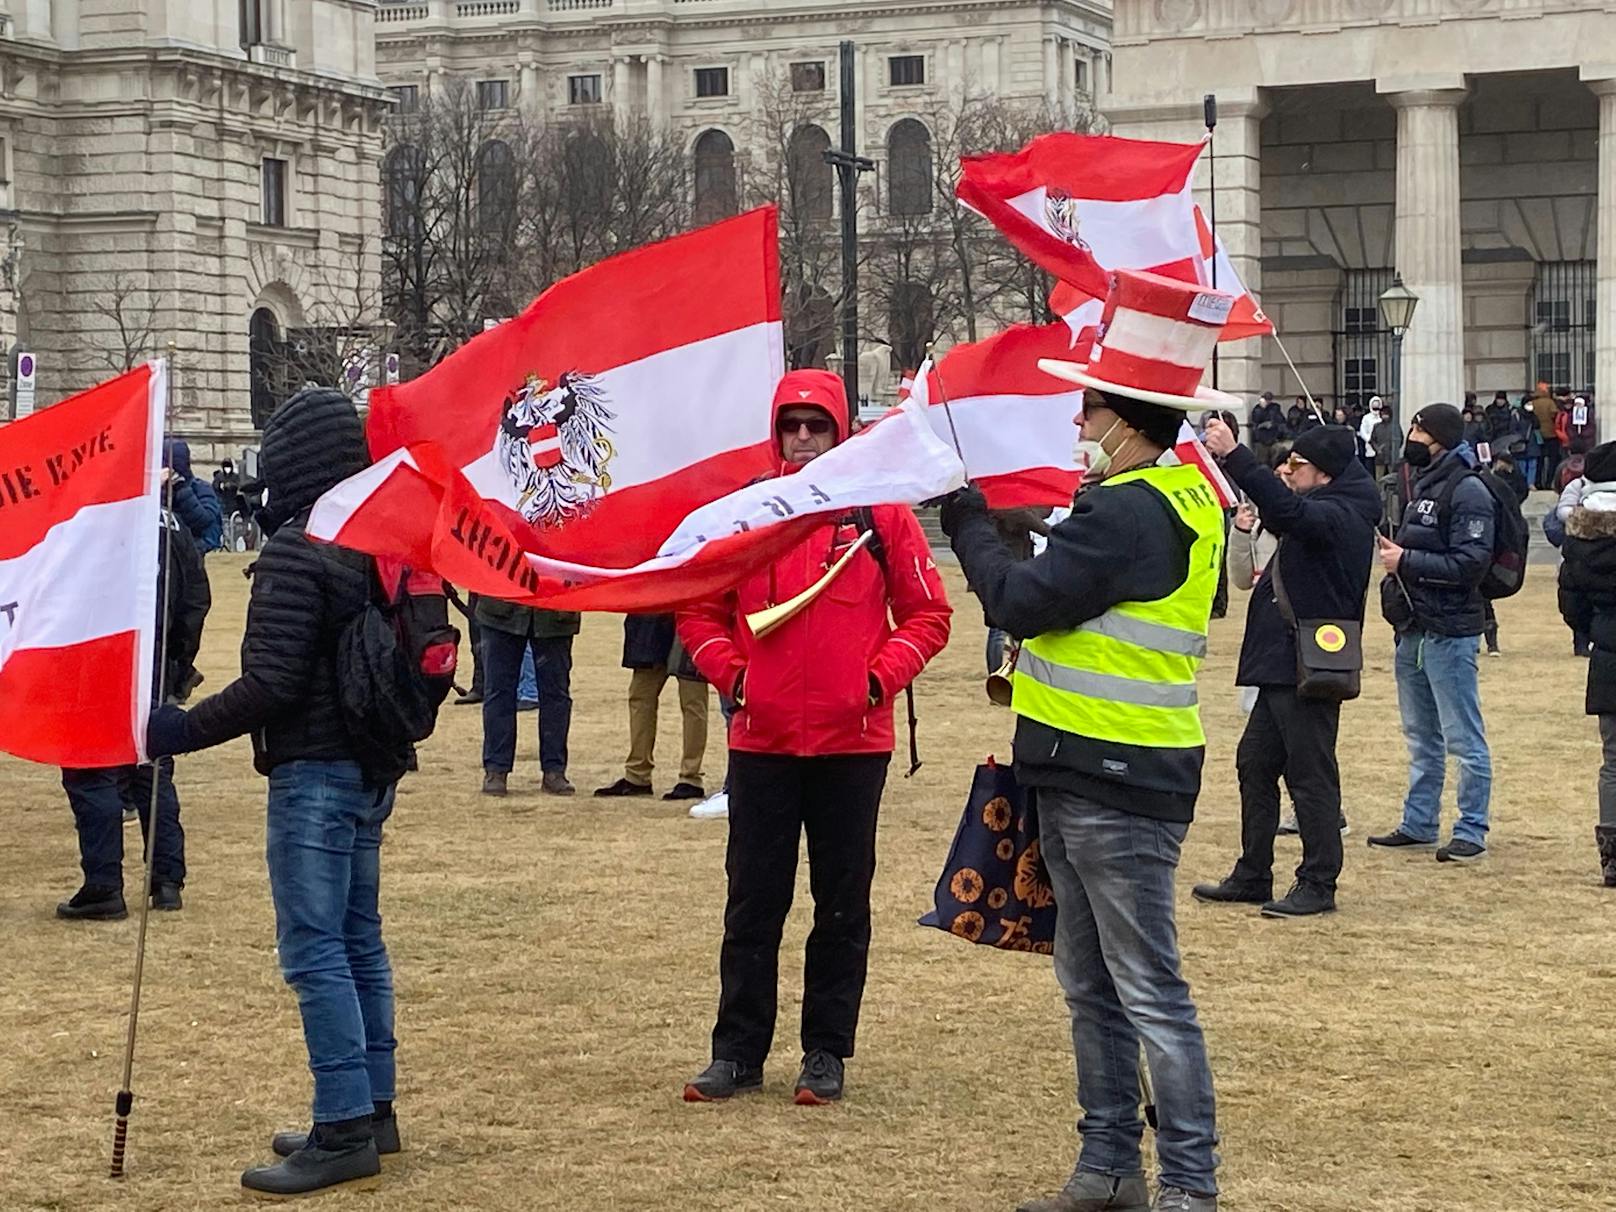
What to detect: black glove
<box><xmin>144</xmin><ymin>703</ymin><xmax>192</xmax><ymax>759</ymax></box>
<box><xmin>937</xmin><ymin>483</ymin><xmax>989</xmax><ymax>538</ymax></box>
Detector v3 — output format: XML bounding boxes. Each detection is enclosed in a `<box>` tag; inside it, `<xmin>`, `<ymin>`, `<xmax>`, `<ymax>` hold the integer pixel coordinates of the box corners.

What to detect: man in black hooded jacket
<box><xmin>1191</xmin><ymin>424</ymin><xmax>1380</xmax><ymax>917</ymax></box>
<box><xmin>145</xmin><ymin>388</ymin><xmax>408</xmax><ymax>1199</ymax></box>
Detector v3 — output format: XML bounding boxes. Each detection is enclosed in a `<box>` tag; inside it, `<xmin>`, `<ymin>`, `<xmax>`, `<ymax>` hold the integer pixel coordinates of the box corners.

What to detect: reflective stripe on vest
<box><xmin>1012</xmin><ymin>462</ymin><xmax>1224</xmax><ymax>750</ymax></box>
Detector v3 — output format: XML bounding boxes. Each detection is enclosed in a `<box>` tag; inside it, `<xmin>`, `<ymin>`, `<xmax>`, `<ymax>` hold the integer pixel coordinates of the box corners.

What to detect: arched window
<box><xmin>693</xmin><ymin>129</ymin><xmax>737</xmax><ymax>225</ymax></box>
<box><xmin>383</xmin><ymin>144</ymin><xmax>425</xmax><ymax>239</ymax></box>
<box><xmin>477</xmin><ymin>139</ymin><xmax>516</xmax><ymax>234</ymax></box>
<box><xmin>887</xmin><ymin>119</ymin><xmax>933</xmax><ymax>217</ymax></box>
<box><xmin>788</xmin><ymin>124</ymin><xmax>832</xmax><ymax>222</ymax></box>
<box><xmin>887</xmin><ymin>282</ymin><xmax>933</xmax><ymax>373</ymax></box>
<box><xmin>248</xmin><ymin>307</ymin><xmax>281</xmax><ymax>430</ymax></box>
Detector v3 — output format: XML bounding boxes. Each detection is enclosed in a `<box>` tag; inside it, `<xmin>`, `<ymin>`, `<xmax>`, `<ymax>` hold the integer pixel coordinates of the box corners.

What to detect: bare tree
<box><xmin>256</xmin><ymin>236</ymin><xmax>391</xmax><ymax>409</ymax></box>
<box><xmin>90</xmin><ymin>272</ymin><xmax>161</xmax><ymax>372</ymax></box>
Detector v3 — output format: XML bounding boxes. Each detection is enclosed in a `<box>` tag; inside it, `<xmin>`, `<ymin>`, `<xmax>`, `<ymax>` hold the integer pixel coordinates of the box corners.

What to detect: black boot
<box><xmin>56</xmin><ymin>885</ymin><xmax>127</xmax><ymax>921</ymax></box>
<box><xmin>1190</xmin><ymin>873</ymin><xmax>1270</xmax><ymax>904</ymax></box>
<box><xmin>273</xmin><ymin>1106</ymin><xmax>400</xmax><ymax>1159</ymax></box>
<box><xmin>241</xmin><ymin>1115</ymin><xmax>380</xmax><ymax>1198</ymax></box>
<box><xmin>1596</xmin><ymin>825</ymin><xmax>1616</xmax><ymax>888</ymax></box>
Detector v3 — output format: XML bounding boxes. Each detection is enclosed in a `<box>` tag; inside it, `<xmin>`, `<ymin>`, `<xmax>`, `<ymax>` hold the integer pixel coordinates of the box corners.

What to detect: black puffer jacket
<box><xmin>1219</xmin><ymin>445</ymin><xmax>1381</xmax><ymax>687</ymax></box>
<box><xmin>179</xmin><ymin>389</ymin><xmax>409</xmax><ymax>783</ymax></box>
<box><xmin>1382</xmin><ymin>443</ymin><xmax>1493</xmax><ymax>637</ymax></box>
<box><xmin>1559</xmin><ymin>495</ymin><xmax>1616</xmax><ymax>715</ymax></box>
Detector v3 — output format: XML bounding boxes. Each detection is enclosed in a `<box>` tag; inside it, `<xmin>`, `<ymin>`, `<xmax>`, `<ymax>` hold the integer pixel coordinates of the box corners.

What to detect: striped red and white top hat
<box><xmin>1038</xmin><ymin>269</ymin><xmax>1242</xmax><ymax>411</ymax></box>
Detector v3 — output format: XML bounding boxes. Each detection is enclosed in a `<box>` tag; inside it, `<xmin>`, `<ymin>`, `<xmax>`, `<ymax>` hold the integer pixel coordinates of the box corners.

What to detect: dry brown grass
<box><xmin>2</xmin><ymin>554</ymin><xmax>1612</xmax><ymax>1211</ymax></box>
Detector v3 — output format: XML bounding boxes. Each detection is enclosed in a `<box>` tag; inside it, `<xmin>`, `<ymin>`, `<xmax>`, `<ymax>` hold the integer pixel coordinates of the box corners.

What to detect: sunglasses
<box><xmin>777</xmin><ymin>416</ymin><xmax>835</xmax><ymax>437</ymax></box>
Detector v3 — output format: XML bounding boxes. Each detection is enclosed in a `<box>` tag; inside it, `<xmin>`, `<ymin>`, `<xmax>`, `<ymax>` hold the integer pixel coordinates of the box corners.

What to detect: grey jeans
<box><xmin>1600</xmin><ymin>716</ymin><xmax>1616</xmax><ymax>827</ymax></box>
<box><xmin>1037</xmin><ymin>787</ymin><xmax>1219</xmax><ymax>1196</ymax></box>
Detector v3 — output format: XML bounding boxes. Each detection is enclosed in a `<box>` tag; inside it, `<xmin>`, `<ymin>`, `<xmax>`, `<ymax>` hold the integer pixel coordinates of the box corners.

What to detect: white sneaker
<box><xmin>689</xmin><ymin>792</ymin><xmax>729</xmax><ymax>820</ymax></box>
<box><xmin>1277</xmin><ymin>812</ymin><xmax>1299</xmax><ymax>836</ymax></box>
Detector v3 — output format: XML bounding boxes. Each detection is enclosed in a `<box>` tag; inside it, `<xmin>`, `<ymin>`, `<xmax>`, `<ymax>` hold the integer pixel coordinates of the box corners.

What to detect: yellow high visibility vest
<box><xmin>1012</xmin><ymin>462</ymin><xmax>1224</xmax><ymax>750</ymax></box>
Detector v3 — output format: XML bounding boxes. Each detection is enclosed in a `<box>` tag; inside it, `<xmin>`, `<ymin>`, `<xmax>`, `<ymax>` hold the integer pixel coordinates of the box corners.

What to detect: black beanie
<box><xmin>1291</xmin><ymin>425</ymin><xmax>1357</xmax><ymax>478</ymax></box>
<box><xmin>1094</xmin><ymin>389</ymin><xmax>1186</xmax><ymax>450</ymax></box>
<box><xmin>1411</xmin><ymin>402</ymin><xmax>1464</xmax><ymax>451</ymax></box>
<box><xmin>1584</xmin><ymin>441</ymin><xmax>1616</xmax><ymax>483</ymax></box>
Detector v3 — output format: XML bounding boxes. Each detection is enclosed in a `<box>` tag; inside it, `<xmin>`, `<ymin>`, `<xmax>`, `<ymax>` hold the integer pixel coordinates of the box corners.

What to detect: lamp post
<box><xmin>1378</xmin><ymin>274</ymin><xmax>1420</xmax><ymax>431</ymax></box>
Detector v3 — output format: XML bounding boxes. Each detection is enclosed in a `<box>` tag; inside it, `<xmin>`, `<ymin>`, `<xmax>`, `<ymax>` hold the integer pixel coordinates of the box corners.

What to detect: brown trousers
<box><xmin>625</xmin><ymin>666</ymin><xmax>709</xmax><ymax>786</ymax></box>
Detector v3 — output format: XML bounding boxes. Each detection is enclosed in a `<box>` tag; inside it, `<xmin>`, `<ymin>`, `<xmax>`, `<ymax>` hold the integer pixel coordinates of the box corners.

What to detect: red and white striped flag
<box><xmin>0</xmin><ymin>363</ymin><xmax>165</xmax><ymax>766</ymax></box>
<box><xmin>910</xmin><ymin>324</ymin><xmax>1085</xmax><ymax>510</ymax></box>
<box><xmin>1192</xmin><ymin>206</ymin><xmax>1272</xmax><ymax>340</ymax></box>
<box><xmin>308</xmin><ymin>209</ymin><xmax>964</xmax><ymax>610</ymax></box>
<box><xmin>959</xmin><ymin>133</ymin><xmax>1207</xmax><ymax>300</ymax></box>
<box><xmin>895</xmin><ymin>368</ymin><xmax>917</xmax><ymax>403</ymax></box>
<box><xmin>1174</xmin><ymin>420</ymin><xmax>1237</xmax><ymax>509</ymax></box>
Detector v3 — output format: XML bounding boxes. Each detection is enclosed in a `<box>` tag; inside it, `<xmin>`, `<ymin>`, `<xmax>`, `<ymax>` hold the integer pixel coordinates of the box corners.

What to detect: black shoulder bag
<box><xmin>1268</xmin><ymin>541</ymin><xmax>1363</xmax><ymax>703</ymax></box>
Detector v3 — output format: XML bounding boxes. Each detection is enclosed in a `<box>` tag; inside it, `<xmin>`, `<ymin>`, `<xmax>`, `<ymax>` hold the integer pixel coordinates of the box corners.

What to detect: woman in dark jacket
<box><xmin>1558</xmin><ymin>441</ymin><xmax>1616</xmax><ymax>887</ymax></box>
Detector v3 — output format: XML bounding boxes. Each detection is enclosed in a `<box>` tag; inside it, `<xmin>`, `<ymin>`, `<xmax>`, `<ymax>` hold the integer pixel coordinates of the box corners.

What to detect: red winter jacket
<box><xmin>676</xmin><ymin>373</ymin><xmax>952</xmax><ymax>757</ymax></box>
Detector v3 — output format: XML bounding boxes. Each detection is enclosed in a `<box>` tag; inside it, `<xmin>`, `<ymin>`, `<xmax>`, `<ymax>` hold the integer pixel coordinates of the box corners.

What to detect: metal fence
<box><xmin>1332</xmin><ymin>268</ymin><xmax>1398</xmax><ymax>416</ymax></box>
<box><xmin>1529</xmin><ymin>260</ymin><xmax>1596</xmax><ymax>394</ymax></box>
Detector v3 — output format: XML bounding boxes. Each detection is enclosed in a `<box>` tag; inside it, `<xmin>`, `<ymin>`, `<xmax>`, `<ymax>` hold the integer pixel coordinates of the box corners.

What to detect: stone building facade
<box><xmin>0</xmin><ymin>0</ymin><xmax>389</xmax><ymax>458</ymax></box>
<box><xmin>1108</xmin><ymin>0</ymin><xmax>1616</xmax><ymax>432</ymax></box>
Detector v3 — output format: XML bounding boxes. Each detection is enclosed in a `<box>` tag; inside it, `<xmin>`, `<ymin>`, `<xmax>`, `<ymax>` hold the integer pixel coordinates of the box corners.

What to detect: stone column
<box><xmin>1385</xmin><ymin>85</ymin><xmax>1468</xmax><ymax>423</ymax></box>
<box><xmin>518</xmin><ymin>58</ymin><xmax>540</xmax><ymax>109</ymax></box>
<box><xmin>1210</xmin><ymin>93</ymin><xmax>1268</xmax><ymax>398</ymax></box>
<box><xmin>1043</xmin><ymin>36</ymin><xmax>1059</xmax><ymax>112</ymax></box>
<box><xmin>1591</xmin><ymin>77</ymin><xmax>1616</xmax><ymax>438</ymax></box>
<box><xmin>612</xmin><ymin>57</ymin><xmax>632</xmax><ymax>115</ymax></box>
<box><xmin>646</xmin><ymin>54</ymin><xmax>665</xmax><ymax>125</ymax></box>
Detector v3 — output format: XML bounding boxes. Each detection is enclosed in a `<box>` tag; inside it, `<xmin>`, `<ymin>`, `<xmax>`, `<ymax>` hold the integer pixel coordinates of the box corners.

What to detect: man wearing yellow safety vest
<box><xmin>941</xmin><ymin>270</ymin><xmax>1241</xmax><ymax>1212</ymax></box>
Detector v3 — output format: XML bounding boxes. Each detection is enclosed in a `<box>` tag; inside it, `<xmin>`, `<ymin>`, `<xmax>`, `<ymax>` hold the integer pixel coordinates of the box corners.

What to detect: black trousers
<box><xmin>713</xmin><ymin>751</ymin><xmax>889</xmax><ymax>1068</ymax></box>
<box><xmin>1232</xmin><ymin>686</ymin><xmax>1343</xmax><ymax>892</ymax></box>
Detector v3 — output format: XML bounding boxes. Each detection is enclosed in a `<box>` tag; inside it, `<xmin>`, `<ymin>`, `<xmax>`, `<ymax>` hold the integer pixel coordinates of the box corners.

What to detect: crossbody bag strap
<box><xmin>1267</xmin><ymin>537</ymin><xmax>1298</xmax><ymax>628</ymax></box>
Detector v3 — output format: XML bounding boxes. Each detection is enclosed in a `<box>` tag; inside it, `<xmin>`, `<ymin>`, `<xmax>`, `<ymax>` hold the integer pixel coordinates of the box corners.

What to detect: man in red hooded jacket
<box><xmin>676</xmin><ymin>368</ymin><xmax>952</xmax><ymax>1106</ymax></box>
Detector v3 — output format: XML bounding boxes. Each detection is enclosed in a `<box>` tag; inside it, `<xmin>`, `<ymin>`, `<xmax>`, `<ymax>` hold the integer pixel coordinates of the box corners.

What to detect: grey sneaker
<box><xmin>1436</xmin><ymin>838</ymin><xmax>1487</xmax><ymax>864</ymax></box>
<box><xmin>1017</xmin><ymin>1170</ymin><xmax>1149</xmax><ymax>1212</ymax></box>
<box><xmin>1152</xmin><ymin>1188</ymin><xmax>1217</xmax><ymax>1212</ymax></box>
<box><xmin>1276</xmin><ymin>813</ymin><xmax>1299</xmax><ymax>836</ymax></box>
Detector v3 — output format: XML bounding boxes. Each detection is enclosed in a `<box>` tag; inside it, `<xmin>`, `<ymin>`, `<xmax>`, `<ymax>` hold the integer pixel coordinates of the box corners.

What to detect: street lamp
<box><xmin>1378</xmin><ymin>274</ymin><xmax>1420</xmax><ymax>429</ymax></box>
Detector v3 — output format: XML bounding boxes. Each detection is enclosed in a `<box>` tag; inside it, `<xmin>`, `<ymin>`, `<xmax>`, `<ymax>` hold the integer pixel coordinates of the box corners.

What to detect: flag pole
<box><xmin>1273</xmin><ymin>331</ymin><xmax>1328</xmax><ymax>425</ymax></box>
<box><xmin>925</xmin><ymin>342</ymin><xmax>970</xmax><ymax>480</ymax></box>
<box><xmin>1203</xmin><ymin>94</ymin><xmax>1219</xmax><ymax>391</ymax></box>
<box><xmin>110</xmin><ymin>356</ymin><xmax>175</xmax><ymax>1180</ymax></box>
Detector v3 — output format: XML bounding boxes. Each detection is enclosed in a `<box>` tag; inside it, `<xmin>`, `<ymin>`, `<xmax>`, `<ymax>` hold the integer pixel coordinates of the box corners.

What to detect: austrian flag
<box><xmin>0</xmin><ymin>363</ymin><xmax>165</xmax><ymax>766</ymax></box>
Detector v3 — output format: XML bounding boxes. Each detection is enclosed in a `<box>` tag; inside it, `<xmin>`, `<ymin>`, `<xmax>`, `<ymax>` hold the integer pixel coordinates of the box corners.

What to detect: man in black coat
<box><xmin>1367</xmin><ymin>403</ymin><xmax>1496</xmax><ymax>864</ymax></box>
<box><xmin>1249</xmin><ymin>391</ymin><xmax>1285</xmax><ymax>468</ymax></box>
<box><xmin>1557</xmin><ymin>441</ymin><xmax>1616</xmax><ymax>886</ymax></box>
<box><xmin>56</xmin><ymin>508</ymin><xmax>211</xmax><ymax>922</ymax></box>
<box><xmin>1191</xmin><ymin>425</ymin><xmax>1380</xmax><ymax>917</ymax></box>
<box><xmin>144</xmin><ymin>388</ymin><xmax>408</xmax><ymax>1198</ymax></box>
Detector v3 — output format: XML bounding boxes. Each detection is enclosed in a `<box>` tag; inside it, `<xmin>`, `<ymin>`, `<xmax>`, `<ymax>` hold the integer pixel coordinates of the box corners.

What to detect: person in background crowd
<box><xmin>1193</xmin><ymin>423</ymin><xmax>1378</xmax><ymax>918</ymax></box>
<box><xmin>1251</xmin><ymin>391</ymin><xmax>1285</xmax><ymax>469</ymax></box>
<box><xmin>1531</xmin><ymin>381</ymin><xmax>1561</xmax><ymax>489</ymax></box>
<box><xmin>163</xmin><ymin>438</ymin><xmax>223</xmax><ymax>554</ymax></box>
<box><xmin>454</xmin><ymin>592</ymin><xmax>485</xmax><ymax>706</ymax></box>
<box><xmin>57</xmin><ymin>509</ymin><xmax>211</xmax><ymax>922</ymax></box>
<box><xmin>1545</xmin><ymin>474</ymin><xmax>1596</xmax><ymax>657</ymax></box>
<box><xmin>142</xmin><ymin>388</ymin><xmax>413</xmax><ymax>1198</ymax></box>
<box><xmin>1514</xmin><ymin>397</ymin><xmax>1543</xmax><ymax>488</ymax></box>
<box><xmin>1557</xmin><ymin>441</ymin><xmax>1616</xmax><ymax>886</ymax></box>
<box><xmin>1492</xmin><ymin>451</ymin><xmax>1530</xmax><ymax>504</ymax></box>
<box><xmin>1369</xmin><ymin>403</ymin><xmax>1495</xmax><ymax>865</ymax></box>
<box><xmin>1485</xmin><ymin>391</ymin><xmax>1513</xmax><ymax>445</ymax></box>
<box><xmin>945</xmin><ymin>271</ymin><xmax>1233</xmax><ymax>1212</ymax></box>
<box><xmin>1331</xmin><ymin>405</ymin><xmax>1350</xmax><ymax>427</ymax></box>
<box><xmin>595</xmin><ymin>614</ymin><xmax>710</xmax><ymax>802</ymax></box>
<box><xmin>1357</xmin><ymin>399</ymin><xmax>1382</xmax><ymax>476</ymax></box>
<box><xmin>477</xmin><ymin>600</ymin><xmax>578</xmax><ymax>797</ymax></box>
<box><xmin>677</xmin><ymin>369</ymin><xmax>951</xmax><ymax>1107</ymax></box>
<box><xmin>1565</xmin><ymin>394</ymin><xmax>1597</xmax><ymax>456</ymax></box>
<box><xmin>1371</xmin><ymin>398</ymin><xmax>1402</xmax><ymax>481</ymax></box>
<box><xmin>213</xmin><ymin>459</ymin><xmax>245</xmax><ymax>537</ymax></box>
<box><xmin>1462</xmin><ymin>405</ymin><xmax>1488</xmax><ymax>457</ymax></box>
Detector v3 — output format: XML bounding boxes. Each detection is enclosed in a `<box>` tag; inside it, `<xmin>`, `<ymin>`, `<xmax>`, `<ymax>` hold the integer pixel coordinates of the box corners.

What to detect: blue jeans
<box><xmin>481</xmin><ymin>629</ymin><xmax>572</xmax><ymax>774</ymax></box>
<box><xmin>1037</xmin><ymin>788</ymin><xmax>1218</xmax><ymax>1195</ymax></box>
<box><xmin>63</xmin><ymin>762</ymin><xmax>185</xmax><ymax>889</ymax></box>
<box><xmin>517</xmin><ymin>647</ymin><xmax>538</xmax><ymax>706</ymax></box>
<box><xmin>266</xmin><ymin>760</ymin><xmax>397</xmax><ymax>1124</ymax></box>
<box><xmin>1394</xmin><ymin>631</ymin><xmax>1492</xmax><ymax>845</ymax></box>
<box><xmin>987</xmin><ymin>627</ymin><xmax>1009</xmax><ymax>675</ymax></box>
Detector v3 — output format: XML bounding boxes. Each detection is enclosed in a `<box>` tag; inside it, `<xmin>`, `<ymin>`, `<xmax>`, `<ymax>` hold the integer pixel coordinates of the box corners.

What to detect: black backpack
<box><xmin>1436</xmin><ymin>468</ymin><xmax>1529</xmax><ymax>600</ymax></box>
<box><xmin>337</xmin><ymin>563</ymin><xmax>461</xmax><ymax>756</ymax></box>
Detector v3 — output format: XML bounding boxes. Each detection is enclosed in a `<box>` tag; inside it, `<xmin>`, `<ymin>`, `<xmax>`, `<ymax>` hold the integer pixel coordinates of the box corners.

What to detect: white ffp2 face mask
<box><xmin>1075</xmin><ymin>417</ymin><xmax>1125</xmax><ymax>478</ymax></box>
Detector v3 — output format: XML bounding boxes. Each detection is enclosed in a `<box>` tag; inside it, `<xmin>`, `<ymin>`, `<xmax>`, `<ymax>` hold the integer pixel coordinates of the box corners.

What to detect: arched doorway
<box><xmin>249</xmin><ymin>307</ymin><xmax>281</xmax><ymax>429</ymax></box>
